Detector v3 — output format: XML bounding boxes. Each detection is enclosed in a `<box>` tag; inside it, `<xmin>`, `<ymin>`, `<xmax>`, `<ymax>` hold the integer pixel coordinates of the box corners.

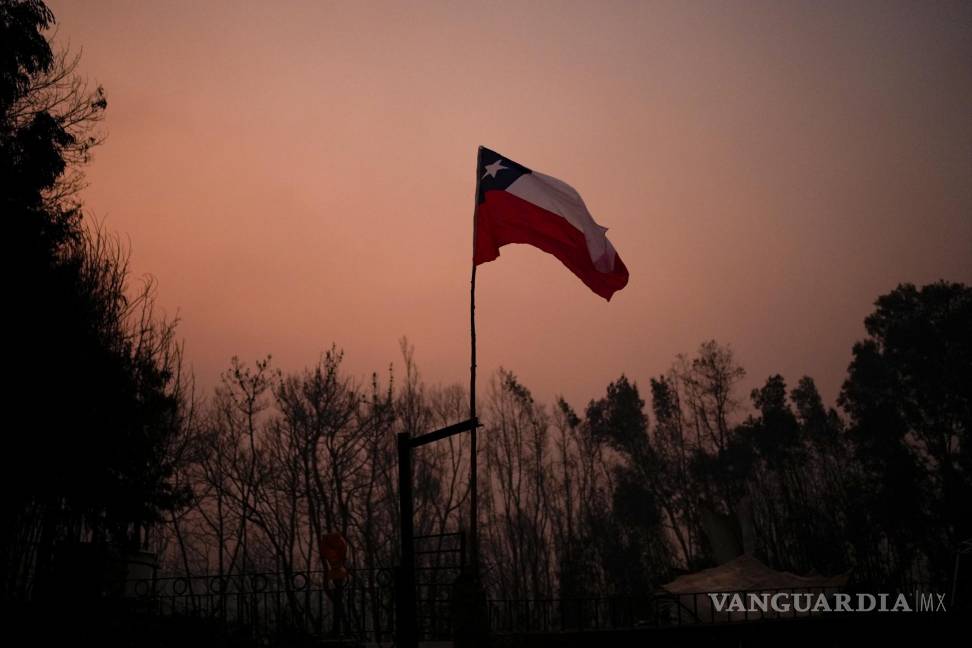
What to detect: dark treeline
<box><xmin>147</xmin><ymin>296</ymin><xmax>970</xmax><ymax>599</ymax></box>
<box><xmin>2</xmin><ymin>0</ymin><xmax>970</xmax><ymax>607</ymax></box>
<box><xmin>2</xmin><ymin>0</ymin><xmax>191</xmax><ymax>601</ymax></box>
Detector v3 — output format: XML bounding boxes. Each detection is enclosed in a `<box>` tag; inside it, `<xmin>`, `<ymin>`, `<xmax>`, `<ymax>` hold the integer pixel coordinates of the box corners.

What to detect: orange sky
<box><xmin>47</xmin><ymin>0</ymin><xmax>971</xmax><ymax>413</ymax></box>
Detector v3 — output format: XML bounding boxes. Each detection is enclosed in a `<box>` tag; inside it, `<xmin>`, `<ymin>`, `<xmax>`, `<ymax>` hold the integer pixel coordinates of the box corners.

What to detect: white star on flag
<box><xmin>482</xmin><ymin>159</ymin><xmax>507</xmax><ymax>179</ymax></box>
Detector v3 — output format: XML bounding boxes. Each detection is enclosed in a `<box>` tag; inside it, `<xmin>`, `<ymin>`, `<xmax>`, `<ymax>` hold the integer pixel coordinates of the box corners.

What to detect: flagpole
<box><xmin>469</xmin><ymin>262</ymin><xmax>478</xmax><ymax>574</ymax></box>
<box><xmin>469</xmin><ymin>148</ymin><xmax>480</xmax><ymax>575</ymax></box>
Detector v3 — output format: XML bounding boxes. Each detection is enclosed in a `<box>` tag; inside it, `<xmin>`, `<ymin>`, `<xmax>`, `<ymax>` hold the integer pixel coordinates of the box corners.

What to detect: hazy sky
<box><xmin>47</xmin><ymin>0</ymin><xmax>971</xmax><ymax>414</ymax></box>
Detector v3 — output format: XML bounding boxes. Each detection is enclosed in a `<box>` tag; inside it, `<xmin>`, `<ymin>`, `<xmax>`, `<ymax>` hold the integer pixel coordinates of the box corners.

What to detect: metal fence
<box><xmin>127</xmin><ymin>568</ymin><xmax>396</xmax><ymax>643</ymax></box>
<box><xmin>126</xmin><ymin>534</ymin><xmax>466</xmax><ymax>643</ymax></box>
<box><xmin>126</xmin><ymin>571</ymin><xmax>960</xmax><ymax>641</ymax></box>
<box><xmin>127</xmin><ymin>581</ymin><xmax>845</xmax><ymax>640</ymax></box>
<box><xmin>413</xmin><ymin>531</ymin><xmax>466</xmax><ymax>639</ymax></box>
<box><xmin>486</xmin><ymin>586</ymin><xmax>854</xmax><ymax>633</ymax></box>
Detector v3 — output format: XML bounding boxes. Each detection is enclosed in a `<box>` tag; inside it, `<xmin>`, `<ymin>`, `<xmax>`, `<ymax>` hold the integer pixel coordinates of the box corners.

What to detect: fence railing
<box><xmin>126</xmin><ymin>568</ymin><xmax>397</xmax><ymax>643</ymax></box>
<box><xmin>126</xmin><ymin>545</ymin><xmax>466</xmax><ymax>643</ymax></box>
<box><xmin>486</xmin><ymin>586</ymin><xmax>854</xmax><ymax>633</ymax></box>
<box><xmin>126</xmin><ymin>574</ymin><xmax>960</xmax><ymax>640</ymax></box>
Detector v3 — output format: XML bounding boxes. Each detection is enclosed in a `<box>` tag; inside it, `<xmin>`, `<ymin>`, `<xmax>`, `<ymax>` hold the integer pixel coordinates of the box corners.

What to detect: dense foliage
<box><xmin>2</xmin><ymin>0</ymin><xmax>190</xmax><ymax>601</ymax></box>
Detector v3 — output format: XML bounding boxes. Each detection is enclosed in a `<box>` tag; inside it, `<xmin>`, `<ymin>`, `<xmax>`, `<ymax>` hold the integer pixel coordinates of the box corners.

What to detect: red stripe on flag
<box><xmin>474</xmin><ymin>190</ymin><xmax>629</xmax><ymax>301</ymax></box>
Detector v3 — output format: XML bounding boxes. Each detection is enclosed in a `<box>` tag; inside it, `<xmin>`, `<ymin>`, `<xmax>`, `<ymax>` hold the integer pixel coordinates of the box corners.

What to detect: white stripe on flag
<box><xmin>505</xmin><ymin>171</ymin><xmax>618</xmax><ymax>272</ymax></box>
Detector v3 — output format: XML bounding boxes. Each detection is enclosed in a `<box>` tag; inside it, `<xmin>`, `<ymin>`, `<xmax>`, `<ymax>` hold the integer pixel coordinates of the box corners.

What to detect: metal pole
<box><xmin>952</xmin><ymin>539</ymin><xmax>971</xmax><ymax>610</ymax></box>
<box><xmin>470</xmin><ymin>147</ymin><xmax>482</xmax><ymax>574</ymax></box>
<box><xmin>470</xmin><ymin>262</ymin><xmax>478</xmax><ymax>573</ymax></box>
<box><xmin>397</xmin><ymin>432</ymin><xmax>417</xmax><ymax>648</ymax></box>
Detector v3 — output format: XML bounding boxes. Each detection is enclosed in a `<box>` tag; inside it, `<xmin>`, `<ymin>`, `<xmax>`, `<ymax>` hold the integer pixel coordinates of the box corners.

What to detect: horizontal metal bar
<box><xmin>414</xmin><ymin>532</ymin><xmax>464</xmax><ymax>539</ymax></box>
<box><xmin>410</xmin><ymin>418</ymin><xmax>480</xmax><ymax>448</ymax></box>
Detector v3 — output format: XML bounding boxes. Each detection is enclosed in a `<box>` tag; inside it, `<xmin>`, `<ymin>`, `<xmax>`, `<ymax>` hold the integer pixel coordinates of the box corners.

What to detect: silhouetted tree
<box><xmin>650</xmin><ymin>375</ymin><xmax>704</xmax><ymax>568</ymax></box>
<box><xmin>2</xmin><ymin>0</ymin><xmax>189</xmax><ymax>602</ymax></box>
<box><xmin>585</xmin><ymin>376</ymin><xmax>673</xmax><ymax>591</ymax></box>
<box><xmin>482</xmin><ymin>370</ymin><xmax>555</xmax><ymax>599</ymax></box>
<box><xmin>839</xmin><ymin>281</ymin><xmax>972</xmax><ymax>584</ymax></box>
<box><xmin>733</xmin><ymin>375</ymin><xmax>849</xmax><ymax>574</ymax></box>
<box><xmin>549</xmin><ymin>397</ymin><xmax>613</xmax><ymax>597</ymax></box>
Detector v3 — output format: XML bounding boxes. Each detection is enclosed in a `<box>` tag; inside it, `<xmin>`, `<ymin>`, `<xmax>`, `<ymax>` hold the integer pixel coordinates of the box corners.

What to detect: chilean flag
<box><xmin>474</xmin><ymin>146</ymin><xmax>629</xmax><ymax>301</ymax></box>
